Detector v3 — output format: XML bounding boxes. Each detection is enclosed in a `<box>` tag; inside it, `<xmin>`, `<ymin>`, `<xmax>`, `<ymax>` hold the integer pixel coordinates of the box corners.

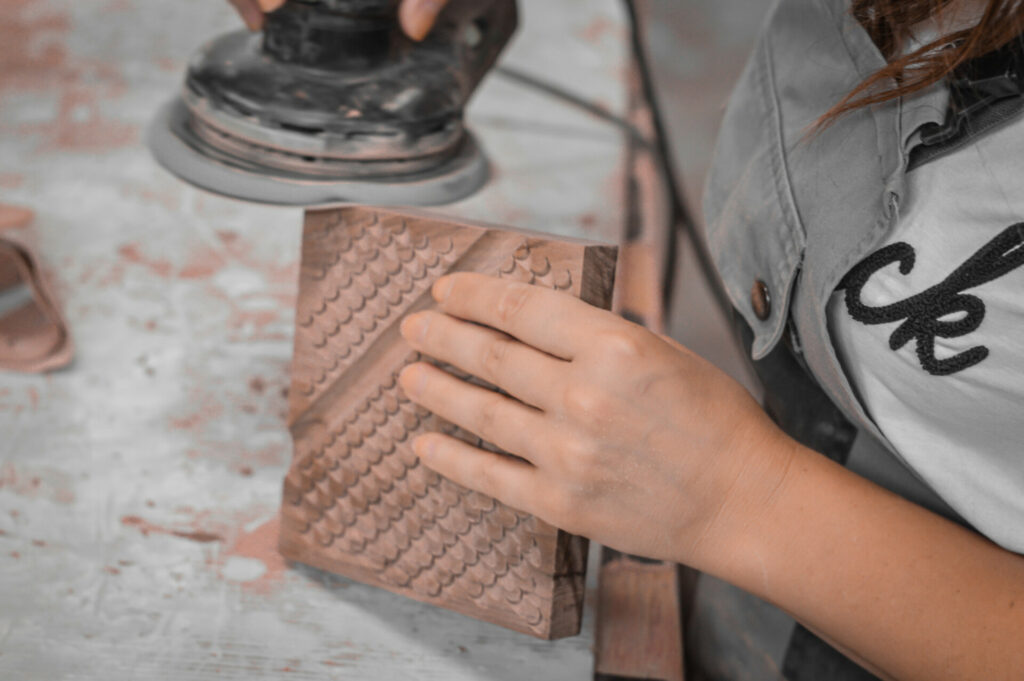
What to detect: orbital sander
<box><xmin>148</xmin><ymin>0</ymin><xmax>517</xmax><ymax>206</ymax></box>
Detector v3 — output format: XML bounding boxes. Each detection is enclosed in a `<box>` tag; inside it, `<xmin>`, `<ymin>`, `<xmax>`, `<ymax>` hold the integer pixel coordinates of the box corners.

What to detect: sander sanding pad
<box><xmin>148</xmin><ymin>97</ymin><xmax>489</xmax><ymax>207</ymax></box>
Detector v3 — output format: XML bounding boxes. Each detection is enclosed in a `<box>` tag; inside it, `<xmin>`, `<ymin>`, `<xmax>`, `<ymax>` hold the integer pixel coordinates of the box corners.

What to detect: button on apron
<box><xmin>751</xmin><ymin>280</ymin><xmax>771</xmax><ymax>320</ymax></box>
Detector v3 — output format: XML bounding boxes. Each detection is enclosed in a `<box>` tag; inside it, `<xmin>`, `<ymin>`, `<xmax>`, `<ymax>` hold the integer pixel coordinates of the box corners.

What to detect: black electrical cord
<box><xmin>621</xmin><ymin>0</ymin><xmax>733</xmax><ymax>318</ymax></box>
<box><xmin>495</xmin><ymin>64</ymin><xmax>651</xmax><ymax>150</ymax></box>
<box><xmin>493</xmin><ymin>4</ymin><xmax>733</xmax><ymax>320</ymax></box>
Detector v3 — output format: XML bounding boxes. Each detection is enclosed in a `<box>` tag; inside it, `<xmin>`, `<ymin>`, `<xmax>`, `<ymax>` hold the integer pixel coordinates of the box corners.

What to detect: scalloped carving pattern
<box><xmin>498</xmin><ymin>240</ymin><xmax>574</xmax><ymax>292</ymax></box>
<box><xmin>292</xmin><ymin>211</ymin><xmax>457</xmax><ymax>407</ymax></box>
<box><xmin>283</xmin><ymin>356</ymin><xmax>552</xmax><ymax>627</ymax></box>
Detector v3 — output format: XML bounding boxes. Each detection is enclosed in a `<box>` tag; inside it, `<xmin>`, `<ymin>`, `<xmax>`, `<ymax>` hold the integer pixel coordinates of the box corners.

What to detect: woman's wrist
<box><xmin>669</xmin><ymin>419</ymin><xmax>803</xmax><ymax>584</ymax></box>
<box><xmin>696</xmin><ymin>431</ymin><xmax>871</xmax><ymax>603</ymax></box>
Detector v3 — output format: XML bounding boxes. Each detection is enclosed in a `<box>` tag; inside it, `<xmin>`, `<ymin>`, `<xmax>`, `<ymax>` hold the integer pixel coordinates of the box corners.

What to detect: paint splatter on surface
<box><xmin>0</xmin><ymin>462</ymin><xmax>76</xmax><ymax>505</ymax></box>
<box><xmin>580</xmin><ymin>16</ymin><xmax>622</xmax><ymax>44</ymax></box>
<box><xmin>33</xmin><ymin>88</ymin><xmax>138</xmax><ymax>152</ymax></box>
<box><xmin>0</xmin><ymin>1</ymin><xmax>70</xmax><ymax>97</ymax></box>
<box><xmin>0</xmin><ymin>2</ymin><xmax>137</xmax><ymax>152</ymax></box>
<box><xmin>223</xmin><ymin>517</ymin><xmax>287</xmax><ymax>594</ymax></box>
<box><xmin>120</xmin><ymin>515</ymin><xmax>224</xmax><ymax>544</ymax></box>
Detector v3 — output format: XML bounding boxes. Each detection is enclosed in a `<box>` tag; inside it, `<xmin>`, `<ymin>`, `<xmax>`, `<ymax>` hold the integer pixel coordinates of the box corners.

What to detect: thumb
<box><xmin>399</xmin><ymin>0</ymin><xmax>449</xmax><ymax>41</ymax></box>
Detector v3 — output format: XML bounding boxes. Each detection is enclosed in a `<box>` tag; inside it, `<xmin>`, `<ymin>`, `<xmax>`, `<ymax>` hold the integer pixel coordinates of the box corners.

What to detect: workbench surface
<box><xmin>0</xmin><ymin>1</ymin><xmax>629</xmax><ymax>678</ymax></box>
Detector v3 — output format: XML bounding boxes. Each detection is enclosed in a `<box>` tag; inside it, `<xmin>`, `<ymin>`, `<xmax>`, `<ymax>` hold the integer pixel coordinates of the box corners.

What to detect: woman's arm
<box><xmin>397</xmin><ymin>272</ymin><xmax>1024</xmax><ymax>681</ymax></box>
<box><xmin>727</xmin><ymin>431</ymin><xmax>1024</xmax><ymax>681</ymax></box>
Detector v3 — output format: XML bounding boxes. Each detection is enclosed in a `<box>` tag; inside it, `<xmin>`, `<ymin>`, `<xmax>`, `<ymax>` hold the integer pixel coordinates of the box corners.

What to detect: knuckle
<box><xmin>561</xmin><ymin>383</ymin><xmax>590</xmax><ymax>415</ymax></box>
<box><xmin>475</xmin><ymin>456</ymin><xmax>499</xmax><ymax>494</ymax></box>
<box><xmin>559</xmin><ymin>436</ymin><xmax>597</xmax><ymax>470</ymax></box>
<box><xmin>596</xmin><ymin>328</ymin><xmax>647</xmax><ymax>362</ymax></box>
<box><xmin>480</xmin><ymin>336</ymin><xmax>511</xmax><ymax>381</ymax></box>
<box><xmin>475</xmin><ymin>394</ymin><xmax>504</xmax><ymax>441</ymax></box>
<box><xmin>496</xmin><ymin>285</ymin><xmax>531</xmax><ymax>326</ymax></box>
<box><xmin>562</xmin><ymin>383</ymin><xmax>613</xmax><ymax>420</ymax></box>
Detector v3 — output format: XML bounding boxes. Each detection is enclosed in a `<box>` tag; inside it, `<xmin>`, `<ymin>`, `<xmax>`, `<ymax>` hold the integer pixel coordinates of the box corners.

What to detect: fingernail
<box><xmin>398</xmin><ymin>364</ymin><xmax>426</xmax><ymax>398</ymax></box>
<box><xmin>400</xmin><ymin>312</ymin><xmax>430</xmax><ymax>344</ymax></box>
<box><xmin>432</xmin><ymin>275</ymin><xmax>454</xmax><ymax>303</ymax></box>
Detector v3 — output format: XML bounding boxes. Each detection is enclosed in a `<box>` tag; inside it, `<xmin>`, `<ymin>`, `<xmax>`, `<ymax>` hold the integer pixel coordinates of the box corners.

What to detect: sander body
<box><xmin>149</xmin><ymin>0</ymin><xmax>518</xmax><ymax>206</ymax></box>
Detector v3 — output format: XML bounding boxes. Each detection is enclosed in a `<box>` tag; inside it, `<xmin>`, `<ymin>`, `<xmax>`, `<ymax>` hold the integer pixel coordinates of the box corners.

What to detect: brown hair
<box><xmin>819</xmin><ymin>0</ymin><xmax>1024</xmax><ymax>127</ymax></box>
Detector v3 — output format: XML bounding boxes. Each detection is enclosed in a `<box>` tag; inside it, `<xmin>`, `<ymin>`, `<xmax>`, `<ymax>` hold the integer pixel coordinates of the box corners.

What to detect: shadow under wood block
<box><xmin>280</xmin><ymin>207</ymin><xmax>617</xmax><ymax>639</ymax></box>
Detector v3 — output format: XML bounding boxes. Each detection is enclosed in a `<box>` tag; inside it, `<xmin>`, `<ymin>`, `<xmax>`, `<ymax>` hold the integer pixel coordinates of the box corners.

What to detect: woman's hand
<box><xmin>227</xmin><ymin>0</ymin><xmax>284</xmax><ymax>31</ymax></box>
<box><xmin>398</xmin><ymin>272</ymin><xmax>795</xmax><ymax>567</ymax></box>
<box><xmin>398</xmin><ymin>0</ymin><xmax>451</xmax><ymax>41</ymax></box>
<box><xmin>399</xmin><ymin>274</ymin><xmax>1024</xmax><ymax>681</ymax></box>
<box><xmin>227</xmin><ymin>0</ymin><xmax>450</xmax><ymax>40</ymax></box>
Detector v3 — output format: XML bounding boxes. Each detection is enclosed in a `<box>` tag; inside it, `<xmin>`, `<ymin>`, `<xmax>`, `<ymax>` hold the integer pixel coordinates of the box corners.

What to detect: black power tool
<box><xmin>148</xmin><ymin>0</ymin><xmax>517</xmax><ymax>206</ymax></box>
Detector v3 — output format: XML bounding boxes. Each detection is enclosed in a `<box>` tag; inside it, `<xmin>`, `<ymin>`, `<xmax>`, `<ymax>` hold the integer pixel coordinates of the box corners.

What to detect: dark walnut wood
<box><xmin>279</xmin><ymin>206</ymin><xmax>617</xmax><ymax>639</ymax></box>
<box><xmin>594</xmin><ymin>550</ymin><xmax>688</xmax><ymax>681</ymax></box>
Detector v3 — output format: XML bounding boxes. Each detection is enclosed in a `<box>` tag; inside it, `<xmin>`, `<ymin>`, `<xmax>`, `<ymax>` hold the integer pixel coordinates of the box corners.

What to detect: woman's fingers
<box><xmin>228</xmin><ymin>0</ymin><xmax>287</xmax><ymax>31</ymax></box>
<box><xmin>231</xmin><ymin>0</ymin><xmax>446</xmax><ymax>39</ymax></box>
<box><xmin>399</xmin><ymin>0</ymin><xmax>451</xmax><ymax>41</ymax></box>
<box><xmin>401</xmin><ymin>310</ymin><xmax>566</xmax><ymax>411</ymax></box>
<box><xmin>412</xmin><ymin>432</ymin><xmax>542</xmax><ymax>515</ymax></box>
<box><xmin>227</xmin><ymin>0</ymin><xmax>264</xmax><ymax>30</ymax></box>
<box><xmin>399</xmin><ymin>362</ymin><xmax>550</xmax><ymax>466</ymax></box>
<box><xmin>431</xmin><ymin>273</ymin><xmax>618</xmax><ymax>360</ymax></box>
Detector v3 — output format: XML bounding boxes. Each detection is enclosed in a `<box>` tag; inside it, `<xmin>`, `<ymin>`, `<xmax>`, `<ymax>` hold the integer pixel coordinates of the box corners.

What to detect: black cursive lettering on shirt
<box><xmin>839</xmin><ymin>223</ymin><xmax>1024</xmax><ymax>376</ymax></box>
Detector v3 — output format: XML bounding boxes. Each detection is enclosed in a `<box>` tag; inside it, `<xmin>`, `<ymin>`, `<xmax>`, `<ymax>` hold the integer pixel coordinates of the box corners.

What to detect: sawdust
<box><xmin>223</xmin><ymin>516</ymin><xmax>287</xmax><ymax>594</ymax></box>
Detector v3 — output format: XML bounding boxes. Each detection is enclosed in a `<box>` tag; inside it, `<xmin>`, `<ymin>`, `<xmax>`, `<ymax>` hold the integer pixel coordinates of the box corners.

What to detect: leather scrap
<box><xmin>0</xmin><ymin>204</ymin><xmax>74</xmax><ymax>373</ymax></box>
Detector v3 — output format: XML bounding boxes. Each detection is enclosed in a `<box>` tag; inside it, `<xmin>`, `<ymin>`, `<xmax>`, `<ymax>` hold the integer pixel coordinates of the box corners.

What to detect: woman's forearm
<box><xmin>709</xmin><ymin>436</ymin><xmax>1024</xmax><ymax>681</ymax></box>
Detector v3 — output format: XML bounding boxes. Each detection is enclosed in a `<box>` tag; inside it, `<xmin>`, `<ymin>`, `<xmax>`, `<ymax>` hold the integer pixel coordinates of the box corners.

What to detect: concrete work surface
<box><xmin>0</xmin><ymin>1</ymin><xmax>633</xmax><ymax>678</ymax></box>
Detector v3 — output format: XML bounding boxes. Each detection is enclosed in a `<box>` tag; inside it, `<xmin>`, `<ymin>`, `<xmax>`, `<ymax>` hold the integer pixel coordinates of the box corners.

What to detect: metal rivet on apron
<box><xmin>751</xmin><ymin>280</ymin><xmax>771</xmax><ymax>321</ymax></box>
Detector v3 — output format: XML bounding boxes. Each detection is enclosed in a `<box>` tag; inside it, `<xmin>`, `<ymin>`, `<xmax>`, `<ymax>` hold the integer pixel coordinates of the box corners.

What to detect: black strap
<box><xmin>782</xmin><ymin>625</ymin><xmax>881</xmax><ymax>681</ymax></box>
<box><xmin>909</xmin><ymin>35</ymin><xmax>1024</xmax><ymax>171</ymax></box>
<box><xmin>732</xmin><ymin>311</ymin><xmax>858</xmax><ymax>465</ymax></box>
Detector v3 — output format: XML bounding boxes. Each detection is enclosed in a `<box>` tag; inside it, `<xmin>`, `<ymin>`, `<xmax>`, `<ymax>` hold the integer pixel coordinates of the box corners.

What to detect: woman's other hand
<box><xmin>227</xmin><ymin>0</ymin><xmax>450</xmax><ymax>40</ymax></box>
<box><xmin>398</xmin><ymin>273</ymin><xmax>796</xmax><ymax>568</ymax></box>
<box><xmin>227</xmin><ymin>0</ymin><xmax>284</xmax><ymax>31</ymax></box>
<box><xmin>398</xmin><ymin>0</ymin><xmax>451</xmax><ymax>41</ymax></box>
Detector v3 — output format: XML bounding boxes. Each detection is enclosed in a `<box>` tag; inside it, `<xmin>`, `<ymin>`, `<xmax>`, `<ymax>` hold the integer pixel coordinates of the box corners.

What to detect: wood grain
<box><xmin>280</xmin><ymin>206</ymin><xmax>616</xmax><ymax>639</ymax></box>
<box><xmin>594</xmin><ymin>551</ymin><xmax>687</xmax><ymax>681</ymax></box>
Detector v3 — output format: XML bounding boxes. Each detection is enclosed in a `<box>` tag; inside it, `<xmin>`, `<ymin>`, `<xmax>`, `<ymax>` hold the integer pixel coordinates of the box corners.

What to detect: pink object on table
<box><xmin>0</xmin><ymin>203</ymin><xmax>73</xmax><ymax>373</ymax></box>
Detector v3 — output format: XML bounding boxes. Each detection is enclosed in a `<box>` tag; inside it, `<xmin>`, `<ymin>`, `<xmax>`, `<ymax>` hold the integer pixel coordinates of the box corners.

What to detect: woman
<box><xmin>239</xmin><ymin>1</ymin><xmax>1024</xmax><ymax>678</ymax></box>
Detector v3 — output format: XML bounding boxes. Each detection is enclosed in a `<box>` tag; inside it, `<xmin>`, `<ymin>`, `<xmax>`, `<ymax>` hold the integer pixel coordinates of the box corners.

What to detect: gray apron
<box><xmin>692</xmin><ymin>0</ymin><xmax>1024</xmax><ymax>678</ymax></box>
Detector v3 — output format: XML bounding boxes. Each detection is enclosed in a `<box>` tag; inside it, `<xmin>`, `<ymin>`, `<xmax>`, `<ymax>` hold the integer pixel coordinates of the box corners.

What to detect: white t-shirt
<box><xmin>827</xmin><ymin>110</ymin><xmax>1024</xmax><ymax>553</ymax></box>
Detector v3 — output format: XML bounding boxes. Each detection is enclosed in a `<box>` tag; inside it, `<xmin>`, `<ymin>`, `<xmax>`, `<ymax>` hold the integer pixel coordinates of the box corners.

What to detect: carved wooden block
<box><xmin>280</xmin><ymin>207</ymin><xmax>617</xmax><ymax>639</ymax></box>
